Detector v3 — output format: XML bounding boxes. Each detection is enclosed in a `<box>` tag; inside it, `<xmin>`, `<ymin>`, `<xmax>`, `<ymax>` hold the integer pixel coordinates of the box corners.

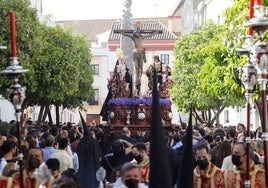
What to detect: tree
<box><xmin>0</xmin><ymin>0</ymin><xmax>42</xmax><ymax>93</ymax></box>
<box><xmin>222</xmin><ymin>0</ymin><xmax>268</xmax><ymax>127</ymax></box>
<box><xmin>171</xmin><ymin>21</ymin><xmax>245</xmax><ymax>125</ymax></box>
<box><xmin>29</xmin><ymin>24</ymin><xmax>93</xmax><ymax>125</ymax></box>
<box><xmin>0</xmin><ymin>0</ymin><xmax>94</xmax><ymax>125</ymax></box>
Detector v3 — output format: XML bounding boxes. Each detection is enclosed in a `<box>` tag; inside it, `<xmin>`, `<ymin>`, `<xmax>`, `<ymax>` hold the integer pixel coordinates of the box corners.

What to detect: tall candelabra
<box><xmin>1</xmin><ymin>11</ymin><xmax>28</xmax><ymax>188</ymax></box>
<box><xmin>237</xmin><ymin>35</ymin><xmax>256</xmax><ymax>187</ymax></box>
<box><xmin>240</xmin><ymin>1</ymin><xmax>268</xmax><ymax>186</ymax></box>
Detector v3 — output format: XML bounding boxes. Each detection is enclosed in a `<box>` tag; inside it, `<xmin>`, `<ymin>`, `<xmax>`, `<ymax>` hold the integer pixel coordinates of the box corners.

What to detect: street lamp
<box><xmin>1</xmin><ymin>11</ymin><xmax>28</xmax><ymax>188</ymax></box>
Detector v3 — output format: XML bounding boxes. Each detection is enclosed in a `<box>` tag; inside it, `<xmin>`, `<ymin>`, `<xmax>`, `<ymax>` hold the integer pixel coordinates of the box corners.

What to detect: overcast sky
<box><xmin>41</xmin><ymin>0</ymin><xmax>178</xmax><ymax>21</ymax></box>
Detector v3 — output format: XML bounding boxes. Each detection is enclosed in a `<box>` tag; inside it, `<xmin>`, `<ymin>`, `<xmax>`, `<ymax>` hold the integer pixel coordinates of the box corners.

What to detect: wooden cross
<box><xmin>114</xmin><ymin>22</ymin><xmax>162</xmax><ymax>96</ymax></box>
<box><xmin>114</xmin><ymin>22</ymin><xmax>162</xmax><ymax>52</ymax></box>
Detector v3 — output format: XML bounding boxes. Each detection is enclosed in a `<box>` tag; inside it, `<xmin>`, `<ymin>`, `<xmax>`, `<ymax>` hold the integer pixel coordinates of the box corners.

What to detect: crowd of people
<box><xmin>0</xmin><ymin>119</ymin><xmax>265</xmax><ymax>188</ymax></box>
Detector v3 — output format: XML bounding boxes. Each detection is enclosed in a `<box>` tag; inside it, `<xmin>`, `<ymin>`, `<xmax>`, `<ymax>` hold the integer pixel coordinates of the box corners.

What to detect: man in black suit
<box><xmin>120</xmin><ymin>127</ymin><xmax>137</xmax><ymax>164</ymax></box>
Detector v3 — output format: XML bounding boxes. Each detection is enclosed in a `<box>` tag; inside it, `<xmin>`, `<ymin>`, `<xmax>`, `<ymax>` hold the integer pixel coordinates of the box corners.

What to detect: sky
<box><xmin>41</xmin><ymin>0</ymin><xmax>178</xmax><ymax>21</ymax></box>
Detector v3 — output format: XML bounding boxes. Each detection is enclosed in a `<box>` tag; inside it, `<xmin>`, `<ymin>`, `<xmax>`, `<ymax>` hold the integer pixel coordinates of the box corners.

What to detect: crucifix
<box><xmin>114</xmin><ymin>22</ymin><xmax>162</xmax><ymax>96</ymax></box>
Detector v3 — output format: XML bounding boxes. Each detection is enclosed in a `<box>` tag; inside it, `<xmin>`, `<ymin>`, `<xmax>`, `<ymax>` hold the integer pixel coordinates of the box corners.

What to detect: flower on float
<box><xmin>108</xmin><ymin>98</ymin><xmax>172</xmax><ymax>107</ymax></box>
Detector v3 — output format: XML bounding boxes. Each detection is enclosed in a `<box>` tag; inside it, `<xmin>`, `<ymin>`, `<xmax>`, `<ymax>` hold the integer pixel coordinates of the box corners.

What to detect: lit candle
<box><xmin>9</xmin><ymin>11</ymin><xmax>16</xmax><ymax>57</ymax></box>
<box><xmin>256</xmin><ymin>0</ymin><xmax>262</xmax><ymax>5</ymax></box>
<box><xmin>248</xmin><ymin>0</ymin><xmax>254</xmax><ymax>35</ymax></box>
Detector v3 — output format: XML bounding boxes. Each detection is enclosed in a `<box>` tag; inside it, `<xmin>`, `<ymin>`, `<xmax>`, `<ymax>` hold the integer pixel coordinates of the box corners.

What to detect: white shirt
<box><xmin>0</xmin><ymin>158</ymin><xmax>7</xmax><ymax>175</ymax></box>
<box><xmin>221</xmin><ymin>155</ymin><xmax>234</xmax><ymax>171</ymax></box>
<box><xmin>112</xmin><ymin>177</ymin><xmax>148</xmax><ymax>188</ymax></box>
<box><xmin>49</xmin><ymin>150</ymin><xmax>73</xmax><ymax>172</ymax></box>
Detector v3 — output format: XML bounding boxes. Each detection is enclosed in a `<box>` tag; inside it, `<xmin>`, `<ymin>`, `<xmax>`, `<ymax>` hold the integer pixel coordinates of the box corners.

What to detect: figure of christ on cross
<box><xmin>114</xmin><ymin>22</ymin><xmax>162</xmax><ymax>96</ymax></box>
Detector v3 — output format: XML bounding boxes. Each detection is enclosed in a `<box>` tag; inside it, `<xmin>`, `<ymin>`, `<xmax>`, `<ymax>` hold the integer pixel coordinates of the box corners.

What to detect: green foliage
<box><xmin>171</xmin><ymin>21</ymin><xmax>245</xmax><ymax>124</ymax></box>
<box><xmin>31</xmin><ymin>25</ymin><xmax>93</xmax><ymax>108</ymax></box>
<box><xmin>0</xmin><ymin>0</ymin><xmax>42</xmax><ymax>93</ymax></box>
<box><xmin>0</xmin><ymin>0</ymin><xmax>94</xmax><ymax>121</ymax></box>
<box><xmin>172</xmin><ymin>0</ymin><xmax>268</xmax><ymax>124</ymax></box>
<box><xmin>223</xmin><ymin>0</ymin><xmax>268</xmax><ymax>104</ymax></box>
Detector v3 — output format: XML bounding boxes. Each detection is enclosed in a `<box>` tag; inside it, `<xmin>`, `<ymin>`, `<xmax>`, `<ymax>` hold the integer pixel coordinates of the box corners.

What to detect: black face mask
<box><xmin>196</xmin><ymin>159</ymin><xmax>209</xmax><ymax>170</ymax></box>
<box><xmin>125</xmin><ymin>178</ymin><xmax>139</xmax><ymax>188</ymax></box>
<box><xmin>232</xmin><ymin>154</ymin><xmax>242</xmax><ymax>167</ymax></box>
<box><xmin>133</xmin><ymin>155</ymin><xmax>142</xmax><ymax>163</ymax></box>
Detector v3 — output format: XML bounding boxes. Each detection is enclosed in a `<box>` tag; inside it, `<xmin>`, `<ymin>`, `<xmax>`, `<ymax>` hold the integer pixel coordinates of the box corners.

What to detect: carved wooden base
<box><xmin>109</xmin><ymin>104</ymin><xmax>172</xmax><ymax>127</ymax></box>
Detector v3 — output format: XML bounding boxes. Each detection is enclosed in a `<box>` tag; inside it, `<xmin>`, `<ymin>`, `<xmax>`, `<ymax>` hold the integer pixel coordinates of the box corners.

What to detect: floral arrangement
<box><xmin>108</xmin><ymin>97</ymin><xmax>172</xmax><ymax>107</ymax></box>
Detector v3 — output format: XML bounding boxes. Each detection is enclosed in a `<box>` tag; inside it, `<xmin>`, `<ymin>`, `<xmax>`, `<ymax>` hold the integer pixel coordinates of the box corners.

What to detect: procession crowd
<box><xmin>0</xmin><ymin>119</ymin><xmax>265</xmax><ymax>188</ymax></box>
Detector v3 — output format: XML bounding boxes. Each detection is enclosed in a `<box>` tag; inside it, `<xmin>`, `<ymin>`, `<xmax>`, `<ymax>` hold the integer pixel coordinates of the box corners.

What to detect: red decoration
<box><xmin>256</xmin><ymin>0</ymin><xmax>262</xmax><ymax>5</ymax></box>
<box><xmin>248</xmin><ymin>0</ymin><xmax>254</xmax><ymax>35</ymax></box>
<box><xmin>9</xmin><ymin>11</ymin><xmax>16</xmax><ymax>57</ymax></box>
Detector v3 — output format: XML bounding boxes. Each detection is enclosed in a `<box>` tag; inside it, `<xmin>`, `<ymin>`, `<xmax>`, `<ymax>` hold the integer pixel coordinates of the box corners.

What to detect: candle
<box><xmin>9</xmin><ymin>11</ymin><xmax>16</xmax><ymax>57</ymax></box>
<box><xmin>248</xmin><ymin>0</ymin><xmax>254</xmax><ymax>35</ymax></box>
<box><xmin>256</xmin><ymin>0</ymin><xmax>262</xmax><ymax>5</ymax></box>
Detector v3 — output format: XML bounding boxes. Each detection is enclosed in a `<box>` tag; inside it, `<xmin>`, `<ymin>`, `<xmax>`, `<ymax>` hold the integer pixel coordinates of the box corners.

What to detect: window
<box><xmin>160</xmin><ymin>54</ymin><xmax>169</xmax><ymax>64</ymax></box>
<box><xmin>89</xmin><ymin>89</ymin><xmax>99</xmax><ymax>105</ymax></box>
<box><xmin>224</xmin><ymin>110</ymin><xmax>229</xmax><ymax>123</ymax></box>
<box><xmin>93</xmin><ymin>64</ymin><xmax>99</xmax><ymax>75</ymax></box>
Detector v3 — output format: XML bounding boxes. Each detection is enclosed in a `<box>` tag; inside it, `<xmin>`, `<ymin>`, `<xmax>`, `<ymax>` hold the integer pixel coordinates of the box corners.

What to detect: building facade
<box><xmin>3</xmin><ymin>0</ymin><xmax>256</xmax><ymax>129</ymax></box>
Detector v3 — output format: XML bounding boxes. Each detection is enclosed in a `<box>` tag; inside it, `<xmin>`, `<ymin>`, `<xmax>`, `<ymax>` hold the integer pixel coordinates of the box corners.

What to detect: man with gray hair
<box><xmin>42</xmin><ymin>134</ymin><xmax>57</xmax><ymax>162</ymax></box>
<box><xmin>112</xmin><ymin>162</ymin><xmax>148</xmax><ymax>188</ymax></box>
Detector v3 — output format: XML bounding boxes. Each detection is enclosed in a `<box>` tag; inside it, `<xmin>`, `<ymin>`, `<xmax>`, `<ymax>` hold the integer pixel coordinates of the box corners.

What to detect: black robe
<box><xmin>76</xmin><ymin>135</ymin><xmax>100</xmax><ymax>188</ymax></box>
<box><xmin>77</xmin><ymin>112</ymin><xmax>100</xmax><ymax>188</ymax></box>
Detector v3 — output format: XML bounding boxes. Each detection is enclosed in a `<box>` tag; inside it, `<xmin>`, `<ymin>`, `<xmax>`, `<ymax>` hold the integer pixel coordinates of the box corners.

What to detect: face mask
<box><xmin>133</xmin><ymin>155</ymin><xmax>142</xmax><ymax>163</ymax></box>
<box><xmin>196</xmin><ymin>159</ymin><xmax>209</xmax><ymax>170</ymax></box>
<box><xmin>125</xmin><ymin>178</ymin><xmax>139</xmax><ymax>188</ymax></box>
<box><xmin>232</xmin><ymin>154</ymin><xmax>242</xmax><ymax>167</ymax></box>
